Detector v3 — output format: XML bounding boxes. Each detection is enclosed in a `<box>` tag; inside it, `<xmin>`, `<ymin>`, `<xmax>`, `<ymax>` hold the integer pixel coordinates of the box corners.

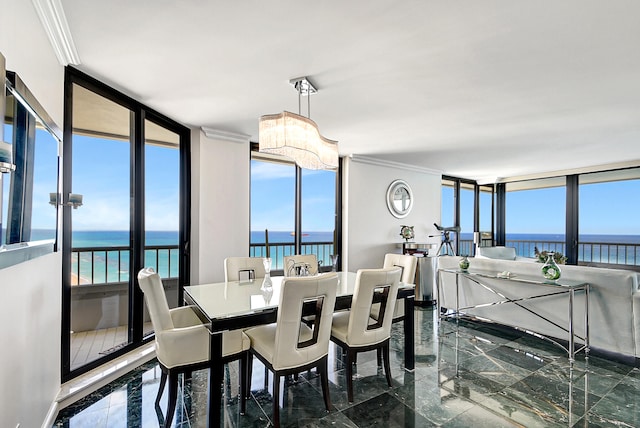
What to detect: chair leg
<box><xmin>239</xmin><ymin>353</ymin><xmax>247</xmax><ymax>415</ymax></box>
<box><xmin>346</xmin><ymin>350</ymin><xmax>355</xmax><ymax>403</ymax></box>
<box><xmin>156</xmin><ymin>370</ymin><xmax>167</xmax><ymax>406</ymax></box>
<box><xmin>272</xmin><ymin>373</ymin><xmax>281</xmax><ymax>428</ymax></box>
<box><xmin>382</xmin><ymin>342</ymin><xmax>392</xmax><ymax>388</ymax></box>
<box><xmin>319</xmin><ymin>357</ymin><xmax>331</xmax><ymax>411</ymax></box>
<box><xmin>376</xmin><ymin>348</ymin><xmax>382</xmax><ymax>367</ymax></box>
<box><xmin>165</xmin><ymin>370</ymin><xmax>179</xmax><ymax>428</ymax></box>
<box><xmin>246</xmin><ymin>354</ymin><xmax>253</xmax><ymax>399</ymax></box>
<box><xmin>264</xmin><ymin>365</ymin><xmax>269</xmax><ymax>390</ymax></box>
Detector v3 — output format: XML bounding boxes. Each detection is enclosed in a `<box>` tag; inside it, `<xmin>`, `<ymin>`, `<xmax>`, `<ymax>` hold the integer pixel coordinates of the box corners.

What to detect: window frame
<box><xmin>250</xmin><ymin>143</ymin><xmax>341</xmax><ymax>273</ymax></box>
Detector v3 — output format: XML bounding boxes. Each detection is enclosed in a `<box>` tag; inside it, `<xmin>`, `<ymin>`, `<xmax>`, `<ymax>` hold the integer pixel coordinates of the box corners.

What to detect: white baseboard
<box><xmin>55</xmin><ymin>343</ymin><xmax>156</xmax><ymax>411</ymax></box>
<box><xmin>41</xmin><ymin>400</ymin><xmax>59</xmax><ymax>428</ymax></box>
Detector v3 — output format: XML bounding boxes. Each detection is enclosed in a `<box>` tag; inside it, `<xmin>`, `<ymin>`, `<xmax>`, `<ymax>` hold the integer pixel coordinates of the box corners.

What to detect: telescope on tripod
<box><xmin>429</xmin><ymin>223</ymin><xmax>460</xmax><ymax>256</ymax></box>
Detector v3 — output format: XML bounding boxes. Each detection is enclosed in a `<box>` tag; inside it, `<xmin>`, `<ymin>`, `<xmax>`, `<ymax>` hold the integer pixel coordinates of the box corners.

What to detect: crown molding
<box><xmin>495</xmin><ymin>159</ymin><xmax>640</xmax><ymax>184</ymax></box>
<box><xmin>349</xmin><ymin>154</ymin><xmax>441</xmax><ymax>175</ymax></box>
<box><xmin>32</xmin><ymin>0</ymin><xmax>80</xmax><ymax>66</ymax></box>
<box><xmin>200</xmin><ymin>127</ymin><xmax>251</xmax><ymax>144</ymax></box>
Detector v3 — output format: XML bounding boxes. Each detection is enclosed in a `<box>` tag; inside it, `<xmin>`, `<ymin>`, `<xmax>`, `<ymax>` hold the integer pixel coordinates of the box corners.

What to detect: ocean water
<box><xmin>14</xmin><ymin>230</ymin><xmax>640</xmax><ymax>282</ymax></box>
<box><xmin>69</xmin><ymin>230</ymin><xmax>335</xmax><ymax>283</ymax></box>
<box><xmin>459</xmin><ymin>232</ymin><xmax>640</xmax><ymax>244</ymax></box>
<box><xmin>250</xmin><ymin>230</ymin><xmax>334</xmax><ymax>244</ymax></box>
<box><xmin>457</xmin><ymin>232</ymin><xmax>640</xmax><ymax>264</ymax></box>
<box><xmin>249</xmin><ymin>231</ymin><xmax>336</xmax><ymax>270</ymax></box>
<box><xmin>69</xmin><ymin>230</ymin><xmax>179</xmax><ymax>283</ymax></box>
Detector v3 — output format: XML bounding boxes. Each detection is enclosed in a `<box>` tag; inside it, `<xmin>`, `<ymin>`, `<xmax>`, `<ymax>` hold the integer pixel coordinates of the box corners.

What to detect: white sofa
<box><xmin>437</xmin><ymin>256</ymin><xmax>640</xmax><ymax>361</ymax></box>
<box><xmin>475</xmin><ymin>246</ymin><xmax>535</xmax><ymax>262</ymax></box>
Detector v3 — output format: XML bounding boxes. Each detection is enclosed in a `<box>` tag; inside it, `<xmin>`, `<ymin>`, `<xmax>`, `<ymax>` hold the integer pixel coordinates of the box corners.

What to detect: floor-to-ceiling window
<box><xmin>440</xmin><ymin>176</ymin><xmax>483</xmax><ymax>256</ymax></box>
<box><xmin>578</xmin><ymin>168</ymin><xmax>640</xmax><ymax>267</ymax></box>
<box><xmin>459</xmin><ymin>182</ymin><xmax>474</xmax><ymax>256</ymax></box>
<box><xmin>504</xmin><ymin>177</ymin><xmax>566</xmax><ymax>259</ymax></box>
<box><xmin>445</xmin><ymin>168</ymin><xmax>640</xmax><ymax>269</ymax></box>
<box><xmin>301</xmin><ymin>168</ymin><xmax>337</xmax><ymax>267</ymax></box>
<box><xmin>249</xmin><ymin>150</ymin><xmax>338</xmax><ymax>273</ymax></box>
<box><xmin>440</xmin><ymin>178</ymin><xmax>457</xmax><ymax>255</ymax></box>
<box><xmin>249</xmin><ymin>156</ymin><xmax>296</xmax><ymax>271</ymax></box>
<box><xmin>62</xmin><ymin>68</ymin><xmax>190</xmax><ymax>380</ymax></box>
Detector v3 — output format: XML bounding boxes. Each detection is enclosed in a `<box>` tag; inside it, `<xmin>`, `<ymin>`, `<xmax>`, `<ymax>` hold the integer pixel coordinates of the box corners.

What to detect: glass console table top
<box><xmin>439</xmin><ymin>267</ymin><xmax>588</xmax><ymax>289</ymax></box>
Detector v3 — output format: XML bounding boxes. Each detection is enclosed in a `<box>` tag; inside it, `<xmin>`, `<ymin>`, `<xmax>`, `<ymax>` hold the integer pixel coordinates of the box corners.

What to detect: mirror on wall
<box><xmin>1</xmin><ymin>63</ymin><xmax>62</xmax><ymax>268</ymax></box>
<box><xmin>386</xmin><ymin>179</ymin><xmax>413</xmax><ymax>218</ymax></box>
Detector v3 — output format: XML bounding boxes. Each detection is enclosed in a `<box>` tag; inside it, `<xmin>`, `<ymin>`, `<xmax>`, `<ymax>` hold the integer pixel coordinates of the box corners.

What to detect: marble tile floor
<box><xmin>54</xmin><ymin>307</ymin><xmax>640</xmax><ymax>427</ymax></box>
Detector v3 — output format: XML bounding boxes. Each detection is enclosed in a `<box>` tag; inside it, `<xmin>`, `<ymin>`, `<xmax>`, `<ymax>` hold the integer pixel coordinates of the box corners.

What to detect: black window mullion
<box><xmin>295</xmin><ymin>165</ymin><xmax>302</xmax><ymax>254</ymax></box>
<box><xmin>61</xmin><ymin>69</ymin><xmax>74</xmax><ymax>380</ymax></box>
<box><xmin>7</xmin><ymin>101</ymin><xmax>35</xmax><ymax>243</ymax></box>
<box><xmin>130</xmin><ymin>108</ymin><xmax>145</xmax><ymax>343</ymax></box>
<box><xmin>453</xmin><ymin>180</ymin><xmax>461</xmax><ymax>253</ymax></box>
<box><xmin>495</xmin><ymin>183</ymin><xmax>506</xmax><ymax>246</ymax></box>
<box><xmin>334</xmin><ymin>159</ymin><xmax>343</xmax><ymax>271</ymax></box>
<box><xmin>565</xmin><ymin>175</ymin><xmax>579</xmax><ymax>265</ymax></box>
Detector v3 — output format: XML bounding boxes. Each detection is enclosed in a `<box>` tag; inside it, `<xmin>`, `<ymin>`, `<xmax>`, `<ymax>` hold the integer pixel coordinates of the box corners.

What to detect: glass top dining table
<box><xmin>183</xmin><ymin>271</ymin><xmax>416</xmax><ymax>427</ymax></box>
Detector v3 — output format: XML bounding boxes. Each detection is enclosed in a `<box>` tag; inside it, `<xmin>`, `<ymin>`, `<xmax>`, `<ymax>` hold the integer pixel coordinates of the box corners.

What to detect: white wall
<box><xmin>0</xmin><ymin>0</ymin><xmax>64</xmax><ymax>122</ymax></box>
<box><xmin>344</xmin><ymin>156</ymin><xmax>442</xmax><ymax>271</ymax></box>
<box><xmin>0</xmin><ymin>254</ymin><xmax>62</xmax><ymax>428</ymax></box>
<box><xmin>0</xmin><ymin>1</ymin><xmax>65</xmax><ymax>428</ymax></box>
<box><xmin>191</xmin><ymin>130</ymin><xmax>250</xmax><ymax>284</ymax></box>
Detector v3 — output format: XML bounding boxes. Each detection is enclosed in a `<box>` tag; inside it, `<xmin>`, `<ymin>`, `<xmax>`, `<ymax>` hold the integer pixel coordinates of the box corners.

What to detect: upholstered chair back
<box><xmin>137</xmin><ymin>267</ymin><xmax>211</xmax><ymax>369</ymax></box>
<box><xmin>284</xmin><ymin>254</ymin><xmax>319</xmax><ymax>276</ymax></box>
<box><xmin>224</xmin><ymin>257</ymin><xmax>267</xmax><ymax>281</ymax></box>
<box><xmin>347</xmin><ymin>268</ymin><xmax>401</xmax><ymax>347</ymax></box>
<box><xmin>272</xmin><ymin>273</ymin><xmax>338</xmax><ymax>370</ymax></box>
<box><xmin>383</xmin><ymin>253</ymin><xmax>417</xmax><ymax>284</ymax></box>
<box><xmin>138</xmin><ymin>267</ymin><xmax>174</xmax><ymax>332</ymax></box>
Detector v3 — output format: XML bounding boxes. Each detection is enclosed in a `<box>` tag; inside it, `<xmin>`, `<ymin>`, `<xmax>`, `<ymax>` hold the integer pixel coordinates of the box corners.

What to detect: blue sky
<box><xmin>250</xmin><ymin>159</ymin><xmax>336</xmax><ymax>232</ymax></box>
<box><xmin>443</xmin><ymin>180</ymin><xmax>640</xmax><ymax>235</ymax></box>
<box><xmin>17</xmin><ymin>131</ymin><xmax>640</xmax><ymax>237</ymax></box>
<box><xmin>61</xmin><ymin>135</ymin><xmax>179</xmax><ymax>231</ymax></box>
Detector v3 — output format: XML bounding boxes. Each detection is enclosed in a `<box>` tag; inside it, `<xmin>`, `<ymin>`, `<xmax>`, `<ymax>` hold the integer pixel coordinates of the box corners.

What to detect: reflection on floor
<box><xmin>54</xmin><ymin>307</ymin><xmax>640</xmax><ymax>427</ymax></box>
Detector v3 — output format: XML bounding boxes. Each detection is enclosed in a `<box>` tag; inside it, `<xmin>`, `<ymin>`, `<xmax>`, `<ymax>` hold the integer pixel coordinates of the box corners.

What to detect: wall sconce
<box><xmin>50</xmin><ymin>192</ymin><xmax>83</xmax><ymax>209</ymax></box>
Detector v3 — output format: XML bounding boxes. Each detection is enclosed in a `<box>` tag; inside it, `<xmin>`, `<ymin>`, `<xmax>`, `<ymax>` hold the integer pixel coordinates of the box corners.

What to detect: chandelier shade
<box><xmin>259</xmin><ymin>111</ymin><xmax>338</xmax><ymax>170</ymax></box>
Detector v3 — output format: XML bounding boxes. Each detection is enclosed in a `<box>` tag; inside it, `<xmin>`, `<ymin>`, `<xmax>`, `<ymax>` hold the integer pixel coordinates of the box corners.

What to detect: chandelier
<box><xmin>259</xmin><ymin>77</ymin><xmax>338</xmax><ymax>170</ymax></box>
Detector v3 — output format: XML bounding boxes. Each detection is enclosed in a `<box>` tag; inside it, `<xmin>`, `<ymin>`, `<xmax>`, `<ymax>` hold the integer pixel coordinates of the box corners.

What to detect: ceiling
<box><xmin>58</xmin><ymin>0</ymin><xmax>640</xmax><ymax>183</ymax></box>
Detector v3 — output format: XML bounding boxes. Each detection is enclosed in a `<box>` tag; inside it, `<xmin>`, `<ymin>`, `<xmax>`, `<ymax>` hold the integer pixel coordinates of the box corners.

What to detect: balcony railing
<box><xmin>71</xmin><ymin>245</ymin><xmax>179</xmax><ymax>285</ymax></box>
<box><xmin>459</xmin><ymin>238</ymin><xmax>640</xmax><ymax>267</ymax></box>
<box><xmin>72</xmin><ymin>238</ymin><xmax>640</xmax><ymax>286</ymax></box>
<box><xmin>249</xmin><ymin>241</ymin><xmax>335</xmax><ymax>271</ymax></box>
<box><xmin>72</xmin><ymin>242</ymin><xmax>335</xmax><ymax>285</ymax></box>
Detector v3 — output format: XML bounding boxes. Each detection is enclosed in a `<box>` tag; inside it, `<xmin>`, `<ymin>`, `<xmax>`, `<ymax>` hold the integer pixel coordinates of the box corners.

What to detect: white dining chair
<box><xmin>137</xmin><ymin>267</ymin><xmax>250</xmax><ymax>427</ymax></box>
<box><xmin>330</xmin><ymin>267</ymin><xmax>401</xmax><ymax>402</ymax></box>
<box><xmin>370</xmin><ymin>253</ymin><xmax>417</xmax><ymax>322</ymax></box>
<box><xmin>224</xmin><ymin>256</ymin><xmax>267</xmax><ymax>281</ymax></box>
<box><xmin>244</xmin><ymin>273</ymin><xmax>338</xmax><ymax>427</ymax></box>
<box><xmin>284</xmin><ymin>254</ymin><xmax>319</xmax><ymax>276</ymax></box>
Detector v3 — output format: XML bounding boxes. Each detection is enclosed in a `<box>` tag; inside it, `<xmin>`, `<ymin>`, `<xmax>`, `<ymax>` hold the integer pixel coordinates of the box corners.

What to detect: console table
<box><xmin>437</xmin><ymin>268</ymin><xmax>590</xmax><ymax>362</ymax></box>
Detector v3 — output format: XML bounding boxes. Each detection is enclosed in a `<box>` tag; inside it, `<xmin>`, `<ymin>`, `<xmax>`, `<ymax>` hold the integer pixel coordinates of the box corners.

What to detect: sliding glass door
<box><xmin>67</xmin><ymin>84</ymin><xmax>133</xmax><ymax>371</ymax></box>
<box><xmin>62</xmin><ymin>68</ymin><xmax>190</xmax><ymax>381</ymax></box>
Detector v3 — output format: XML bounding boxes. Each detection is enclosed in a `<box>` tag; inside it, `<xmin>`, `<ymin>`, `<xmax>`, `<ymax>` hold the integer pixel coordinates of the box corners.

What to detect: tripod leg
<box><xmin>446</xmin><ymin>241</ymin><xmax>456</xmax><ymax>256</ymax></box>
